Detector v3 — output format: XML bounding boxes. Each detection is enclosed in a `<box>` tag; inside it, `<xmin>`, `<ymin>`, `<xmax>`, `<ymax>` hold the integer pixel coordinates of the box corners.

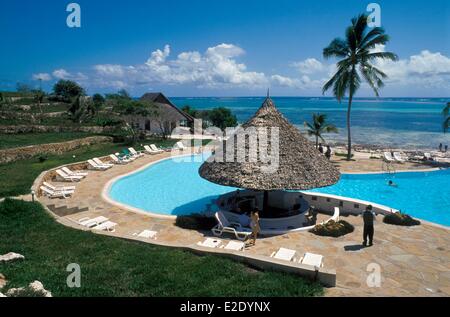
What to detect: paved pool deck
<box><xmin>36</xmin><ymin>149</ymin><xmax>450</xmax><ymax>297</ymax></box>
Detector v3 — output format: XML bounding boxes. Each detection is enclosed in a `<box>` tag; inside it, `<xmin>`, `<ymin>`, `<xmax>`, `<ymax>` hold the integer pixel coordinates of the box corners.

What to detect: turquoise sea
<box><xmin>172</xmin><ymin>97</ymin><xmax>450</xmax><ymax>150</ymax></box>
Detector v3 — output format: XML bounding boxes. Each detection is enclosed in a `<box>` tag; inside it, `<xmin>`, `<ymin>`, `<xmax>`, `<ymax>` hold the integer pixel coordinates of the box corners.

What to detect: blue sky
<box><xmin>1</xmin><ymin>0</ymin><xmax>449</xmax><ymax>97</ymax></box>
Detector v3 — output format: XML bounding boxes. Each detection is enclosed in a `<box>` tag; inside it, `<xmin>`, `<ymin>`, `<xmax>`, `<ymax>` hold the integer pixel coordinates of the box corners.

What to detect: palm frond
<box><xmin>360</xmin><ymin>34</ymin><xmax>390</xmax><ymax>50</ymax></box>
<box><xmin>323</xmin><ymin>38</ymin><xmax>349</xmax><ymax>59</ymax></box>
<box><xmin>366</xmin><ymin>51</ymin><xmax>398</xmax><ymax>61</ymax></box>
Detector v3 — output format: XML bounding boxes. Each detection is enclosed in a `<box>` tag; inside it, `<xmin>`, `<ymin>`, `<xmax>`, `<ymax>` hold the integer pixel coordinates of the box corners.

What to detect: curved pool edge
<box><xmin>102</xmin><ymin>154</ymin><xmax>450</xmax><ymax>229</ymax></box>
<box><xmin>102</xmin><ymin>152</ymin><xmax>198</xmax><ymax>220</ymax></box>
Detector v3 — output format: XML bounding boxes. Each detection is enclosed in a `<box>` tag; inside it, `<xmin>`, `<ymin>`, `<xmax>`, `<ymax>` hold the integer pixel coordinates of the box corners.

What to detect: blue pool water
<box><xmin>108</xmin><ymin>154</ymin><xmax>450</xmax><ymax>226</ymax></box>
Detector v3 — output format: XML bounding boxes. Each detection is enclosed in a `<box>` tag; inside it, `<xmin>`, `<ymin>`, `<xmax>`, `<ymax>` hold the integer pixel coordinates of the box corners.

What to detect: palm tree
<box><xmin>443</xmin><ymin>102</ymin><xmax>450</xmax><ymax>133</ymax></box>
<box><xmin>304</xmin><ymin>113</ymin><xmax>338</xmax><ymax>148</ymax></box>
<box><xmin>322</xmin><ymin>14</ymin><xmax>398</xmax><ymax>160</ymax></box>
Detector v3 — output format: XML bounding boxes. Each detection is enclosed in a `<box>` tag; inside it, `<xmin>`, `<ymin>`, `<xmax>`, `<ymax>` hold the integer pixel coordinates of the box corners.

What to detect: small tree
<box><xmin>304</xmin><ymin>113</ymin><xmax>338</xmax><ymax>148</ymax></box>
<box><xmin>207</xmin><ymin>107</ymin><xmax>238</xmax><ymax>130</ymax></box>
<box><xmin>53</xmin><ymin>80</ymin><xmax>84</xmax><ymax>102</ymax></box>
<box><xmin>33</xmin><ymin>89</ymin><xmax>46</xmax><ymax>114</ymax></box>
<box><xmin>92</xmin><ymin>93</ymin><xmax>105</xmax><ymax>115</ymax></box>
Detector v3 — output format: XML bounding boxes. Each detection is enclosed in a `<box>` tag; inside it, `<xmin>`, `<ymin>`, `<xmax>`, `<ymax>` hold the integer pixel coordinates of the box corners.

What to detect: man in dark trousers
<box><xmin>362</xmin><ymin>205</ymin><xmax>376</xmax><ymax>247</ymax></box>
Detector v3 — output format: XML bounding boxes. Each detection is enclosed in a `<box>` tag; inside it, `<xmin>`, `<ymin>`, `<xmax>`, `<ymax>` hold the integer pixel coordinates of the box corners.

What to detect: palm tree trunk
<box><xmin>315</xmin><ymin>135</ymin><xmax>319</xmax><ymax>148</ymax></box>
<box><xmin>346</xmin><ymin>94</ymin><xmax>353</xmax><ymax>160</ymax></box>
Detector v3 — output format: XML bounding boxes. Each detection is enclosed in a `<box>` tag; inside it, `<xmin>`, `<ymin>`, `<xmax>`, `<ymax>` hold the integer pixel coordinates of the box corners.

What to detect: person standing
<box><xmin>362</xmin><ymin>205</ymin><xmax>376</xmax><ymax>247</ymax></box>
<box><xmin>445</xmin><ymin>145</ymin><xmax>448</xmax><ymax>152</ymax></box>
<box><xmin>249</xmin><ymin>208</ymin><xmax>261</xmax><ymax>246</ymax></box>
<box><xmin>439</xmin><ymin>143</ymin><xmax>443</xmax><ymax>152</ymax></box>
<box><xmin>318</xmin><ymin>143</ymin><xmax>324</xmax><ymax>154</ymax></box>
<box><xmin>325</xmin><ymin>145</ymin><xmax>332</xmax><ymax>160</ymax></box>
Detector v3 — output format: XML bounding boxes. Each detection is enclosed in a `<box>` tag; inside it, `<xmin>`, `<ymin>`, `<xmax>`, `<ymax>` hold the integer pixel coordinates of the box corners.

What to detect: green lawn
<box><xmin>0</xmin><ymin>132</ymin><xmax>98</xmax><ymax>150</ymax></box>
<box><xmin>0</xmin><ymin>138</ymin><xmax>211</xmax><ymax>198</ymax></box>
<box><xmin>0</xmin><ymin>199</ymin><xmax>323</xmax><ymax>296</ymax></box>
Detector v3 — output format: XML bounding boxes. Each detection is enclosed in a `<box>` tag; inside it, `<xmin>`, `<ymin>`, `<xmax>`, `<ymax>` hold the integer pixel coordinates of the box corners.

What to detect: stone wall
<box><xmin>0</xmin><ymin>125</ymin><xmax>117</xmax><ymax>134</ymax></box>
<box><xmin>0</xmin><ymin>136</ymin><xmax>114</xmax><ymax>164</ymax></box>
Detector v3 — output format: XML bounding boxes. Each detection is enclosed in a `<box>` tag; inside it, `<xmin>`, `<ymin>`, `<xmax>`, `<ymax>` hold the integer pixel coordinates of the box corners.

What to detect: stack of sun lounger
<box><xmin>270</xmin><ymin>247</ymin><xmax>324</xmax><ymax>269</ymax></box>
<box><xmin>40</xmin><ymin>181</ymin><xmax>75</xmax><ymax>198</ymax></box>
<box><xmin>55</xmin><ymin>169</ymin><xmax>84</xmax><ymax>182</ymax></box>
<box><xmin>128</xmin><ymin>147</ymin><xmax>144</xmax><ymax>158</ymax></box>
<box><xmin>109</xmin><ymin>154</ymin><xmax>132</xmax><ymax>164</ymax></box>
<box><xmin>76</xmin><ymin>216</ymin><xmax>117</xmax><ymax>232</ymax></box>
<box><xmin>144</xmin><ymin>144</ymin><xmax>164</xmax><ymax>155</ymax></box>
<box><xmin>87</xmin><ymin>159</ymin><xmax>112</xmax><ymax>171</ymax></box>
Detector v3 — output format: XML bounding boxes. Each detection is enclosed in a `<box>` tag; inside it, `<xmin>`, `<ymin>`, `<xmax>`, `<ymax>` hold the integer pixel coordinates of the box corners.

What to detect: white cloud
<box><xmin>32</xmin><ymin>73</ymin><xmax>52</xmax><ymax>81</ymax></box>
<box><xmin>291</xmin><ymin>58</ymin><xmax>326</xmax><ymax>74</ymax></box>
<box><xmin>374</xmin><ymin>50</ymin><xmax>450</xmax><ymax>89</ymax></box>
<box><xmin>52</xmin><ymin>69</ymin><xmax>88</xmax><ymax>81</ymax></box>
<box><xmin>35</xmin><ymin>45</ymin><xmax>449</xmax><ymax>95</ymax></box>
<box><xmin>93</xmin><ymin>43</ymin><xmax>268</xmax><ymax>89</ymax></box>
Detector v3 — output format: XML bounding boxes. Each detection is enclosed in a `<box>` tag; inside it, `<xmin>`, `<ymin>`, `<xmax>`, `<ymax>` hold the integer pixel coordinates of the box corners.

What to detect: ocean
<box><xmin>171</xmin><ymin>97</ymin><xmax>450</xmax><ymax>150</ymax></box>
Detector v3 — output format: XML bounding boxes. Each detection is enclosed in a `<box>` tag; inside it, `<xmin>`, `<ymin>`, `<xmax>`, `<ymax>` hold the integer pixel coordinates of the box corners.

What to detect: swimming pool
<box><xmin>108</xmin><ymin>154</ymin><xmax>450</xmax><ymax>226</ymax></box>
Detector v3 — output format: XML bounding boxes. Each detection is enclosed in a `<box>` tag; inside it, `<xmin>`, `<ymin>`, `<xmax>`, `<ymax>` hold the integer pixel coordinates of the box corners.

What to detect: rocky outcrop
<box><xmin>6</xmin><ymin>281</ymin><xmax>52</xmax><ymax>297</ymax></box>
<box><xmin>0</xmin><ymin>252</ymin><xmax>25</xmax><ymax>263</ymax></box>
<box><xmin>0</xmin><ymin>136</ymin><xmax>113</xmax><ymax>164</ymax></box>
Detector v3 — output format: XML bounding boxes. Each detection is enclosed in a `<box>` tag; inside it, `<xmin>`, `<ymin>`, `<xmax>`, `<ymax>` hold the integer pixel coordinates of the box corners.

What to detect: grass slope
<box><xmin>0</xmin><ymin>132</ymin><xmax>97</xmax><ymax>150</ymax></box>
<box><xmin>0</xmin><ymin>199</ymin><xmax>323</xmax><ymax>297</ymax></box>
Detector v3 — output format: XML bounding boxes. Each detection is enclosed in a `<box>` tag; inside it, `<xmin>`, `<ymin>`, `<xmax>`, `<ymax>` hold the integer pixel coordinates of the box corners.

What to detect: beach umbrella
<box><xmin>198</xmin><ymin>95</ymin><xmax>340</xmax><ymax>218</ymax></box>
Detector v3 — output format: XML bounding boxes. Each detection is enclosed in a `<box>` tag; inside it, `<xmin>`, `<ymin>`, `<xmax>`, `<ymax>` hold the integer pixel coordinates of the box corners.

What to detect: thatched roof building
<box><xmin>199</xmin><ymin>97</ymin><xmax>340</xmax><ymax>192</ymax></box>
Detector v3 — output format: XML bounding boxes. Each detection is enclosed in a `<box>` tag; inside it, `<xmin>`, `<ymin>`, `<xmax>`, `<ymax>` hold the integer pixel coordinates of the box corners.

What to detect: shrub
<box><xmin>310</xmin><ymin>220</ymin><xmax>354</xmax><ymax>237</ymax></box>
<box><xmin>175</xmin><ymin>213</ymin><xmax>216</xmax><ymax>230</ymax></box>
<box><xmin>37</xmin><ymin>155</ymin><xmax>48</xmax><ymax>163</ymax></box>
<box><xmin>383</xmin><ymin>212</ymin><xmax>420</xmax><ymax>226</ymax></box>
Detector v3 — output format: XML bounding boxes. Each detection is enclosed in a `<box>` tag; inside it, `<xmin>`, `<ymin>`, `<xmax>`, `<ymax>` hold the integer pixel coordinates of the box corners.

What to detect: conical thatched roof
<box><xmin>199</xmin><ymin>97</ymin><xmax>340</xmax><ymax>190</ymax></box>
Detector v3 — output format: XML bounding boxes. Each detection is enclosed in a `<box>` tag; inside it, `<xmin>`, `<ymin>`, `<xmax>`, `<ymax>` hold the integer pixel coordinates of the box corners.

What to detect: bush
<box><xmin>310</xmin><ymin>220</ymin><xmax>354</xmax><ymax>237</ymax></box>
<box><xmin>37</xmin><ymin>155</ymin><xmax>48</xmax><ymax>163</ymax></box>
<box><xmin>383</xmin><ymin>212</ymin><xmax>420</xmax><ymax>226</ymax></box>
<box><xmin>175</xmin><ymin>213</ymin><xmax>217</xmax><ymax>230</ymax></box>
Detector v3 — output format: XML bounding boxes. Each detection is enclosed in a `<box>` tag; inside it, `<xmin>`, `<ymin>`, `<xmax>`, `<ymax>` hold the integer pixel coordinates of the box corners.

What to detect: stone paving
<box><xmin>36</xmin><ymin>149</ymin><xmax>450</xmax><ymax>297</ymax></box>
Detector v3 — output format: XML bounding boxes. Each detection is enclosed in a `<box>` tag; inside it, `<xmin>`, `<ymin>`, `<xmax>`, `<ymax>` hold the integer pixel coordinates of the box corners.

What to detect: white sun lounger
<box><xmin>133</xmin><ymin>229</ymin><xmax>158</xmax><ymax>239</ymax></box>
<box><xmin>222</xmin><ymin>241</ymin><xmax>245</xmax><ymax>251</ymax></box>
<box><xmin>330</xmin><ymin>207</ymin><xmax>340</xmax><ymax>222</ymax></box>
<box><xmin>424</xmin><ymin>152</ymin><xmax>434</xmax><ymax>160</ymax></box>
<box><xmin>109</xmin><ymin>154</ymin><xmax>130</xmax><ymax>164</ymax></box>
<box><xmin>197</xmin><ymin>237</ymin><xmax>222</xmax><ymax>248</ymax></box>
<box><xmin>299</xmin><ymin>252</ymin><xmax>324</xmax><ymax>269</ymax></box>
<box><xmin>128</xmin><ymin>147</ymin><xmax>144</xmax><ymax>158</ymax></box>
<box><xmin>92</xmin><ymin>221</ymin><xmax>117</xmax><ymax>232</ymax></box>
<box><xmin>383</xmin><ymin>152</ymin><xmax>395</xmax><ymax>162</ymax></box>
<box><xmin>211</xmin><ymin>211</ymin><xmax>252</xmax><ymax>241</ymax></box>
<box><xmin>270</xmin><ymin>248</ymin><xmax>297</xmax><ymax>262</ymax></box>
<box><xmin>87</xmin><ymin>159</ymin><xmax>111</xmax><ymax>171</ymax></box>
<box><xmin>40</xmin><ymin>186</ymin><xmax>73</xmax><ymax>199</ymax></box>
<box><xmin>55</xmin><ymin>169</ymin><xmax>84</xmax><ymax>182</ymax></box>
<box><xmin>150</xmin><ymin>144</ymin><xmax>164</xmax><ymax>153</ymax></box>
<box><xmin>61</xmin><ymin>166</ymin><xmax>88</xmax><ymax>177</ymax></box>
<box><xmin>77</xmin><ymin>216</ymin><xmax>109</xmax><ymax>228</ymax></box>
<box><xmin>174</xmin><ymin>141</ymin><xmax>186</xmax><ymax>151</ymax></box>
<box><xmin>393</xmin><ymin>152</ymin><xmax>405</xmax><ymax>163</ymax></box>
<box><xmin>93</xmin><ymin>157</ymin><xmax>114</xmax><ymax>167</ymax></box>
<box><xmin>143</xmin><ymin>145</ymin><xmax>159</xmax><ymax>155</ymax></box>
<box><xmin>43</xmin><ymin>181</ymin><xmax>76</xmax><ymax>192</ymax></box>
